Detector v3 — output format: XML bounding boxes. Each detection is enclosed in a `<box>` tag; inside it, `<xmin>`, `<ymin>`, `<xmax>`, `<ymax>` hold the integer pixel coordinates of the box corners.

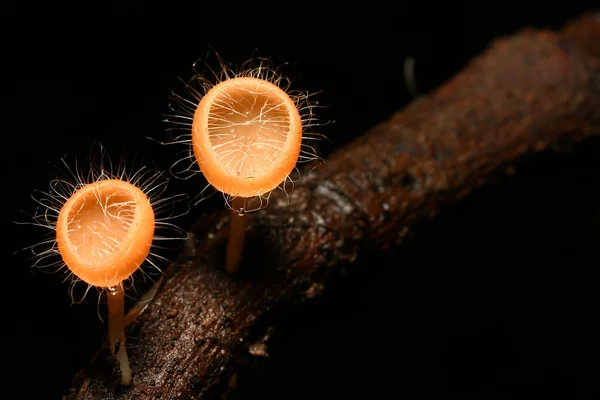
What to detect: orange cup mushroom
<box><xmin>191</xmin><ymin>76</ymin><xmax>303</xmax><ymax>273</ymax></box>
<box><xmin>55</xmin><ymin>178</ymin><xmax>156</xmax><ymax>386</ymax></box>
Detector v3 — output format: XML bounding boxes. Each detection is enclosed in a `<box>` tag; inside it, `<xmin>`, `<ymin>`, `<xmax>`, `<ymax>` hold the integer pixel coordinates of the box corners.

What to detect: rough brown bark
<box><xmin>65</xmin><ymin>13</ymin><xmax>600</xmax><ymax>400</ymax></box>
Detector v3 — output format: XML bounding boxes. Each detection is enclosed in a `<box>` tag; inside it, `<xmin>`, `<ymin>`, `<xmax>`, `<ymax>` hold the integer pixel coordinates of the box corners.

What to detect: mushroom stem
<box><xmin>225</xmin><ymin>197</ymin><xmax>247</xmax><ymax>273</ymax></box>
<box><xmin>107</xmin><ymin>285</ymin><xmax>131</xmax><ymax>386</ymax></box>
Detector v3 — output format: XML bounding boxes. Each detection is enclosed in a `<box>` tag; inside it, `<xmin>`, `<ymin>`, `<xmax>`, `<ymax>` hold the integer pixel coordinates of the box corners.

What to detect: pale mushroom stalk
<box><xmin>107</xmin><ymin>285</ymin><xmax>131</xmax><ymax>386</ymax></box>
<box><xmin>226</xmin><ymin>197</ymin><xmax>248</xmax><ymax>273</ymax></box>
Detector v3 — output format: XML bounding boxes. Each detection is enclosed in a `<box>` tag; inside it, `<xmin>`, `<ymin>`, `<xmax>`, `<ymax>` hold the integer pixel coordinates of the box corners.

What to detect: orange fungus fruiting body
<box><xmin>192</xmin><ymin>76</ymin><xmax>303</xmax><ymax>198</ymax></box>
<box><xmin>55</xmin><ymin>179</ymin><xmax>155</xmax><ymax>288</ymax></box>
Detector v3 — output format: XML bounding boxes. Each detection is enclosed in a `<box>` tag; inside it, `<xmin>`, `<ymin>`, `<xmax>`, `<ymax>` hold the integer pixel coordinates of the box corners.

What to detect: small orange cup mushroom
<box><xmin>56</xmin><ymin>178</ymin><xmax>155</xmax><ymax>385</ymax></box>
<box><xmin>56</xmin><ymin>179</ymin><xmax>155</xmax><ymax>289</ymax></box>
<box><xmin>19</xmin><ymin>145</ymin><xmax>187</xmax><ymax>386</ymax></box>
<box><xmin>191</xmin><ymin>76</ymin><xmax>303</xmax><ymax>272</ymax></box>
<box><xmin>163</xmin><ymin>56</ymin><xmax>326</xmax><ymax>273</ymax></box>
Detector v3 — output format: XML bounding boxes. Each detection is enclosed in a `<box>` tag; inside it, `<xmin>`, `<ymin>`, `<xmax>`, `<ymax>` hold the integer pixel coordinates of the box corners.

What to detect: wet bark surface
<box><xmin>65</xmin><ymin>13</ymin><xmax>600</xmax><ymax>400</ymax></box>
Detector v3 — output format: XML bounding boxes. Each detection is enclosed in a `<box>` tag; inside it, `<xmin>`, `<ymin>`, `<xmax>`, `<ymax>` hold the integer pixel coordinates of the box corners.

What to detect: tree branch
<box><xmin>65</xmin><ymin>13</ymin><xmax>600</xmax><ymax>400</ymax></box>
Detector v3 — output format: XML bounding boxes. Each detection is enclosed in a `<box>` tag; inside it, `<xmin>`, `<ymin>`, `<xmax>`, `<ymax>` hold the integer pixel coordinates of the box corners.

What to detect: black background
<box><xmin>2</xmin><ymin>1</ymin><xmax>600</xmax><ymax>399</ymax></box>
